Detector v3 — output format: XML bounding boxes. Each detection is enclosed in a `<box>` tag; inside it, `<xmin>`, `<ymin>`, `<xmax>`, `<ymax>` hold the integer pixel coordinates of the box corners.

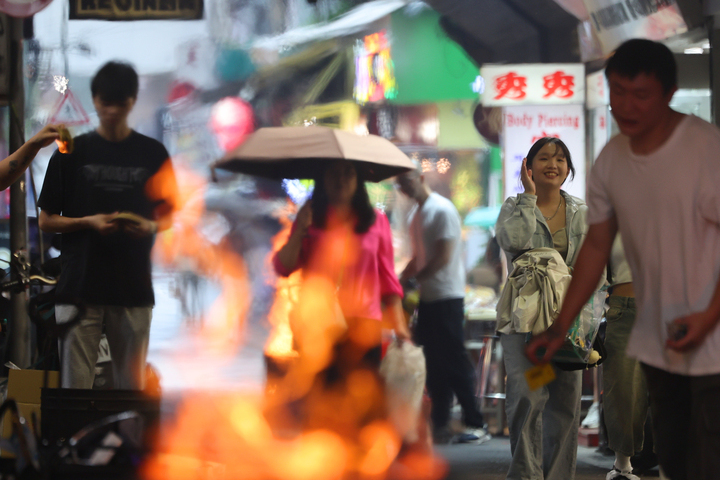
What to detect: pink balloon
<box><xmin>210</xmin><ymin>97</ymin><xmax>255</xmax><ymax>152</ymax></box>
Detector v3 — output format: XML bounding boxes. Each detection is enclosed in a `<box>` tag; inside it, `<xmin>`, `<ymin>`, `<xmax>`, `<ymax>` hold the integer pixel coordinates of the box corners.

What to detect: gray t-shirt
<box><xmin>588</xmin><ymin>114</ymin><xmax>720</xmax><ymax>375</ymax></box>
<box><xmin>409</xmin><ymin>192</ymin><xmax>465</xmax><ymax>302</ymax></box>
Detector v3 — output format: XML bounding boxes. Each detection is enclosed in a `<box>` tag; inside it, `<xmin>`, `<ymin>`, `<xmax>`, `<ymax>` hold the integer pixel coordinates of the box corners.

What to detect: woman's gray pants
<box><xmin>56</xmin><ymin>304</ymin><xmax>152</xmax><ymax>389</ymax></box>
<box><xmin>502</xmin><ymin>333</ymin><xmax>582</xmax><ymax>480</ymax></box>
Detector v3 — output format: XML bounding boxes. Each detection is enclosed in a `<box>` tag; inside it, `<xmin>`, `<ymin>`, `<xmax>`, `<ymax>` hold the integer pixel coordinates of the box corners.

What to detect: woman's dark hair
<box><xmin>311</xmin><ymin>163</ymin><xmax>376</xmax><ymax>234</ymax></box>
<box><xmin>91</xmin><ymin>61</ymin><xmax>139</xmax><ymax>103</ymax></box>
<box><xmin>605</xmin><ymin>39</ymin><xmax>677</xmax><ymax>95</ymax></box>
<box><xmin>525</xmin><ymin>137</ymin><xmax>575</xmax><ymax>183</ymax></box>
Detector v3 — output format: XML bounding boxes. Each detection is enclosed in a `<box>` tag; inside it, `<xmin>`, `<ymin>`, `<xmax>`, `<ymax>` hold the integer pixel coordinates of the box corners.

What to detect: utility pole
<box><xmin>7</xmin><ymin>14</ymin><xmax>30</xmax><ymax>369</ymax></box>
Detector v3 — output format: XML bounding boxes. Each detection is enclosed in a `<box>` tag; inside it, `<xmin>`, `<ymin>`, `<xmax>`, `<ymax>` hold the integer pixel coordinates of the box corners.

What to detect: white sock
<box><xmin>614</xmin><ymin>453</ymin><xmax>632</xmax><ymax>472</ymax></box>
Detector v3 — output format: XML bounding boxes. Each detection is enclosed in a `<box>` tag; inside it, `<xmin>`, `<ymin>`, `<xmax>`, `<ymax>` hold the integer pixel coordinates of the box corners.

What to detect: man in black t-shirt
<box><xmin>38</xmin><ymin>62</ymin><xmax>177</xmax><ymax>389</ymax></box>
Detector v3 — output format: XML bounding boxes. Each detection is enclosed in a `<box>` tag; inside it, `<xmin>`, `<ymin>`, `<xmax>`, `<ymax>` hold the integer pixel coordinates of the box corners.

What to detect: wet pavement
<box><xmin>145</xmin><ymin>270</ymin><xmax>659</xmax><ymax>479</ymax></box>
<box><xmin>436</xmin><ymin>439</ymin><xmax>657</xmax><ymax>479</ymax></box>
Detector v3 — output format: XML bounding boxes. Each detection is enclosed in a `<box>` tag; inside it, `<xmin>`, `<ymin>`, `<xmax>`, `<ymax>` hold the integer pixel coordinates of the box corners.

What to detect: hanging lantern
<box><xmin>209</xmin><ymin>97</ymin><xmax>255</xmax><ymax>152</ymax></box>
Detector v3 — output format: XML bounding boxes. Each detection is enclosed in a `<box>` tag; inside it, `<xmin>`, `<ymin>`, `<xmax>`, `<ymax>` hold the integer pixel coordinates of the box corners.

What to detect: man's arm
<box><xmin>38</xmin><ymin>209</ymin><xmax>119</xmax><ymax>235</ymax></box>
<box><xmin>399</xmin><ymin>257</ymin><xmax>418</xmax><ymax>285</ymax></box>
<box><xmin>414</xmin><ymin>238</ymin><xmax>452</xmax><ymax>284</ymax></box>
<box><xmin>0</xmin><ymin>125</ymin><xmax>60</xmax><ymax>191</ymax></box>
<box><xmin>525</xmin><ymin>216</ymin><xmax>618</xmax><ymax>364</ymax></box>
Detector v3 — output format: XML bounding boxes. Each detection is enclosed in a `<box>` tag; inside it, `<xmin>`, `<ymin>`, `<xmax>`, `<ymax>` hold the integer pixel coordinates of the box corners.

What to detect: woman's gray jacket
<box><xmin>495</xmin><ymin>191</ymin><xmax>588</xmax><ymax>270</ymax></box>
<box><xmin>494</xmin><ymin>191</ymin><xmax>590</xmax><ymax>334</ymax></box>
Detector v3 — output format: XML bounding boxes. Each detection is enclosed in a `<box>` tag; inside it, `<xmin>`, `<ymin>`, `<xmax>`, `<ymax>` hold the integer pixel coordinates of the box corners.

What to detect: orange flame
<box><xmin>264</xmin><ymin>210</ymin><xmax>300</xmax><ymax>360</ymax></box>
<box><xmin>148</xmin><ymin>162</ymin><xmax>250</xmax><ymax>358</ymax></box>
<box><xmin>141</xmin><ymin>169</ymin><xmax>445</xmax><ymax>480</ymax></box>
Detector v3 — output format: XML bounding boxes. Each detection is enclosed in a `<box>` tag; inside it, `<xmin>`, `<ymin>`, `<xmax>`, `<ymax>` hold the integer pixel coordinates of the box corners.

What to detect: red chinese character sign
<box><xmin>586</xmin><ymin>69</ymin><xmax>609</xmax><ymax>109</ymax></box>
<box><xmin>542</xmin><ymin>71</ymin><xmax>575</xmax><ymax>99</ymax></box>
<box><xmin>481</xmin><ymin>64</ymin><xmax>585</xmax><ymax>106</ymax></box>
<box><xmin>493</xmin><ymin>72</ymin><xmax>527</xmax><ymax>101</ymax></box>
<box><xmin>502</xmin><ymin>104</ymin><xmax>585</xmax><ymax>201</ymax></box>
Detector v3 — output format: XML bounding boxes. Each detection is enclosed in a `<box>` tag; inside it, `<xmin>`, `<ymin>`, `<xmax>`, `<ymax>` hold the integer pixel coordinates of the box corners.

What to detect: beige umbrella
<box><xmin>213</xmin><ymin>126</ymin><xmax>415</xmax><ymax>182</ymax></box>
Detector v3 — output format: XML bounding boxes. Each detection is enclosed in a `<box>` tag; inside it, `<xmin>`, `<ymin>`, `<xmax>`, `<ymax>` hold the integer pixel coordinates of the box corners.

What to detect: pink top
<box><xmin>273</xmin><ymin>209</ymin><xmax>403</xmax><ymax>321</ymax></box>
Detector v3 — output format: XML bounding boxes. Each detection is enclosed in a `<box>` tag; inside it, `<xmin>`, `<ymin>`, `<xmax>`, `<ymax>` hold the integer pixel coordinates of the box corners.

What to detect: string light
<box><xmin>437</xmin><ymin>158</ymin><xmax>451</xmax><ymax>174</ymax></box>
<box><xmin>421</xmin><ymin>159</ymin><xmax>433</xmax><ymax>173</ymax></box>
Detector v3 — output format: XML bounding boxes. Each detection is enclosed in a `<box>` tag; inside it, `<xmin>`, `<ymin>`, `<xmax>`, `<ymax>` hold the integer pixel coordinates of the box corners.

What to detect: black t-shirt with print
<box><xmin>38</xmin><ymin>130</ymin><xmax>173</xmax><ymax>307</ymax></box>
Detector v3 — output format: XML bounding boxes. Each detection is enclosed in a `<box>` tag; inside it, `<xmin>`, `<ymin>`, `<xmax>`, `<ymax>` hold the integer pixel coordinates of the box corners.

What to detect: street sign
<box><xmin>69</xmin><ymin>0</ymin><xmax>203</xmax><ymax>20</ymax></box>
<box><xmin>49</xmin><ymin>90</ymin><xmax>91</xmax><ymax>127</ymax></box>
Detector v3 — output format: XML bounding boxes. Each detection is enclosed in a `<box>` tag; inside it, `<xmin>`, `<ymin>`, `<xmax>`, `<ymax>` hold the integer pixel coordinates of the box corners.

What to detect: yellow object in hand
<box><xmin>525</xmin><ymin>363</ymin><xmax>556</xmax><ymax>391</ymax></box>
<box><xmin>55</xmin><ymin>126</ymin><xmax>74</xmax><ymax>154</ymax></box>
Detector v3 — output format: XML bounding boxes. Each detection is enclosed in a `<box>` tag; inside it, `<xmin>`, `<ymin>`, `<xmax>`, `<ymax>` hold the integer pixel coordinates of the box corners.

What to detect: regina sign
<box><xmin>69</xmin><ymin>0</ymin><xmax>203</xmax><ymax>20</ymax></box>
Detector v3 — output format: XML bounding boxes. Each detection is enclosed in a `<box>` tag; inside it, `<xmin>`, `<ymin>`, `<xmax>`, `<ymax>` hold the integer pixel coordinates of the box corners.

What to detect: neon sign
<box><xmin>354</xmin><ymin>30</ymin><xmax>398</xmax><ymax>105</ymax></box>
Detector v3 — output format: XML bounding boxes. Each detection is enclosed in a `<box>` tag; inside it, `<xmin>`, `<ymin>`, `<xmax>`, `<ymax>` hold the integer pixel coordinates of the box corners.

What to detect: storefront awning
<box><xmin>251</xmin><ymin>0</ymin><xmax>409</xmax><ymax>53</ymax></box>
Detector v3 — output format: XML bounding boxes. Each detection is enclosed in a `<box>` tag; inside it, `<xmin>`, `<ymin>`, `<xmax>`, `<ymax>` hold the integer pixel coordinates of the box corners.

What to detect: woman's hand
<box><xmin>521</xmin><ymin>158</ymin><xmax>536</xmax><ymax>195</ymax></box>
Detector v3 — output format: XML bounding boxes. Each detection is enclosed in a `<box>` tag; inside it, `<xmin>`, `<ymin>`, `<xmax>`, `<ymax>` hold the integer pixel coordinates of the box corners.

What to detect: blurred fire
<box><xmin>141</xmin><ymin>167</ymin><xmax>444</xmax><ymax>479</ymax></box>
<box><xmin>264</xmin><ymin>211</ymin><xmax>300</xmax><ymax>361</ymax></box>
<box><xmin>149</xmin><ymin>162</ymin><xmax>249</xmax><ymax>356</ymax></box>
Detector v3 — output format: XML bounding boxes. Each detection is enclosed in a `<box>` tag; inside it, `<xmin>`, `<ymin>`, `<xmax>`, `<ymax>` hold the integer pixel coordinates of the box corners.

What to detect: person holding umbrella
<box><xmin>272</xmin><ymin>158</ymin><xmax>411</xmax><ymax>436</ymax></box>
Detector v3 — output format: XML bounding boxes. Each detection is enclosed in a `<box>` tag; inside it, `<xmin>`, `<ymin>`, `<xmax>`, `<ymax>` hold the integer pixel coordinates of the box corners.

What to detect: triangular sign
<box><xmin>49</xmin><ymin>90</ymin><xmax>91</xmax><ymax>127</ymax></box>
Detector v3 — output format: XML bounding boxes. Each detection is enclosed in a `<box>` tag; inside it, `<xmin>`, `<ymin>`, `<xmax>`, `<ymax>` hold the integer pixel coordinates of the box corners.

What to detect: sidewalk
<box><xmin>435</xmin><ymin>437</ymin><xmax>658</xmax><ymax>479</ymax></box>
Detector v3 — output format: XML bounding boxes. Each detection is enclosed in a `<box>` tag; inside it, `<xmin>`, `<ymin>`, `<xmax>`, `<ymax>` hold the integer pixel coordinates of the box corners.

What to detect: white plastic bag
<box><xmin>379</xmin><ymin>340</ymin><xmax>426</xmax><ymax>442</ymax></box>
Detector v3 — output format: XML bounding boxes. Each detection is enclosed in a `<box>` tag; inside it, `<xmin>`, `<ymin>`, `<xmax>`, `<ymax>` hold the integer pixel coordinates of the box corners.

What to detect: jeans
<box><xmin>502</xmin><ymin>333</ymin><xmax>582</xmax><ymax>480</ymax></box>
<box><xmin>414</xmin><ymin>298</ymin><xmax>484</xmax><ymax>430</ymax></box>
<box><xmin>56</xmin><ymin>304</ymin><xmax>152</xmax><ymax>389</ymax></box>
<box><xmin>642</xmin><ymin>363</ymin><xmax>720</xmax><ymax>480</ymax></box>
<box><xmin>603</xmin><ymin>296</ymin><xmax>648</xmax><ymax>456</ymax></box>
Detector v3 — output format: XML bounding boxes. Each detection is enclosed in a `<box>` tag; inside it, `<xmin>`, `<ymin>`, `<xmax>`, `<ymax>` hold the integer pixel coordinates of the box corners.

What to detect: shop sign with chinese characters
<box><xmin>502</xmin><ymin>104</ymin><xmax>586</xmax><ymax>200</ymax></box>
<box><xmin>480</xmin><ymin>64</ymin><xmax>585</xmax><ymax>107</ymax></box>
<box><xmin>586</xmin><ymin>69</ymin><xmax>609</xmax><ymax>109</ymax></box>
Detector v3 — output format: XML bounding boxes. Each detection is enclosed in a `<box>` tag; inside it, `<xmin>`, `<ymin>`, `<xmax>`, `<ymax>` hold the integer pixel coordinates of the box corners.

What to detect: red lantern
<box><xmin>210</xmin><ymin>97</ymin><xmax>255</xmax><ymax>152</ymax></box>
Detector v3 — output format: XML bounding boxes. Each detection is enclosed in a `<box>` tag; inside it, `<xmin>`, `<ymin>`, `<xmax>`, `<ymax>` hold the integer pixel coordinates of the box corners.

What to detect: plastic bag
<box><xmin>379</xmin><ymin>340</ymin><xmax>426</xmax><ymax>443</ymax></box>
<box><xmin>553</xmin><ymin>289</ymin><xmax>607</xmax><ymax>368</ymax></box>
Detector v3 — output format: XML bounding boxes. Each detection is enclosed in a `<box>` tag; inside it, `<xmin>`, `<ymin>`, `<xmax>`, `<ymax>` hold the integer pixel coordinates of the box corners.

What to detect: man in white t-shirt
<box><xmin>397</xmin><ymin>167</ymin><xmax>488</xmax><ymax>445</ymax></box>
<box><xmin>527</xmin><ymin>39</ymin><xmax>720</xmax><ymax>480</ymax></box>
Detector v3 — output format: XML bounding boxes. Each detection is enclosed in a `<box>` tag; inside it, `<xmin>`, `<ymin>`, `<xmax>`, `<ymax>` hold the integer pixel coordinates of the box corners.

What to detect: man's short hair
<box><xmin>605</xmin><ymin>39</ymin><xmax>677</xmax><ymax>94</ymax></box>
<box><xmin>91</xmin><ymin>61</ymin><xmax>139</xmax><ymax>103</ymax></box>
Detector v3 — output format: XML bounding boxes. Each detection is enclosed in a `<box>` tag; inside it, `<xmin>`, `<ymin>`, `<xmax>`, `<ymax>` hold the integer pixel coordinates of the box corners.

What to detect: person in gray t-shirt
<box><xmin>397</xmin><ymin>166</ymin><xmax>488</xmax><ymax>445</ymax></box>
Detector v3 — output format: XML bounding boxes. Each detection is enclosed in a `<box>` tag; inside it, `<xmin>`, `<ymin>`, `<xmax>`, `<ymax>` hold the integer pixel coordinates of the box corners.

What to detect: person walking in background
<box><xmin>527</xmin><ymin>39</ymin><xmax>720</xmax><ymax>480</ymax></box>
<box><xmin>396</xmin><ymin>166</ymin><xmax>489</xmax><ymax>445</ymax></box>
<box><xmin>273</xmin><ymin>159</ymin><xmax>410</xmax><ymax>438</ymax></box>
<box><xmin>495</xmin><ymin>137</ymin><xmax>587</xmax><ymax>480</ymax></box>
<box><xmin>603</xmin><ymin>234</ymin><xmax>649</xmax><ymax>480</ymax></box>
<box><xmin>38</xmin><ymin>61</ymin><xmax>177</xmax><ymax>389</ymax></box>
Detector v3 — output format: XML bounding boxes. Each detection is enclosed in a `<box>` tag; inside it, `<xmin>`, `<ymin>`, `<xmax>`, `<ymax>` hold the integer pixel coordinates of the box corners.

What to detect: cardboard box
<box><xmin>1</xmin><ymin>369</ymin><xmax>59</xmax><ymax>457</ymax></box>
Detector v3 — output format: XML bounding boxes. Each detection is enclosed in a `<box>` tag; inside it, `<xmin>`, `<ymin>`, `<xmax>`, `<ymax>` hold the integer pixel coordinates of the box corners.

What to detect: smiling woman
<box><xmin>494</xmin><ymin>136</ymin><xmax>589</xmax><ymax>479</ymax></box>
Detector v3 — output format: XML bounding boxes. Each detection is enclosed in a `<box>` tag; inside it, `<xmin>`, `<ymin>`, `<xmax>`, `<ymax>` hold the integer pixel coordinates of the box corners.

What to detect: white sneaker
<box><xmin>453</xmin><ymin>427</ymin><xmax>491</xmax><ymax>445</ymax></box>
<box><xmin>581</xmin><ymin>401</ymin><xmax>600</xmax><ymax>428</ymax></box>
<box><xmin>606</xmin><ymin>466</ymin><xmax>640</xmax><ymax>480</ymax></box>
